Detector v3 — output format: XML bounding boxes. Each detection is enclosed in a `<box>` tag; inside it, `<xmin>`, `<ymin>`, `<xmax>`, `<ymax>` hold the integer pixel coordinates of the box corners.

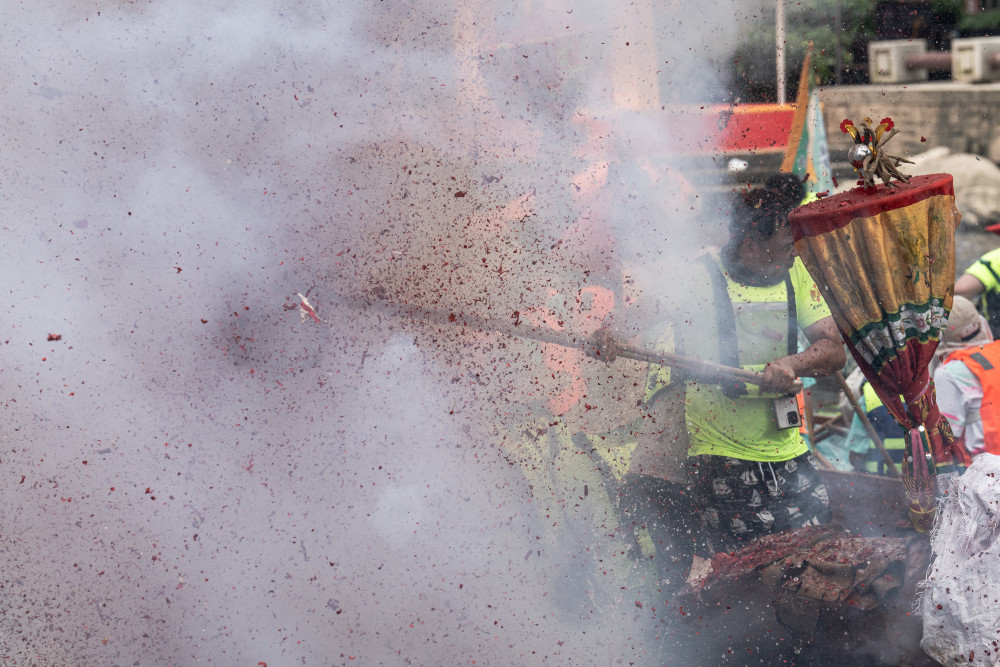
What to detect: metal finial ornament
<box><xmin>847</xmin><ymin>143</ymin><xmax>872</xmax><ymax>169</ymax></box>
<box><xmin>840</xmin><ymin>117</ymin><xmax>914</xmax><ymax>190</ymax></box>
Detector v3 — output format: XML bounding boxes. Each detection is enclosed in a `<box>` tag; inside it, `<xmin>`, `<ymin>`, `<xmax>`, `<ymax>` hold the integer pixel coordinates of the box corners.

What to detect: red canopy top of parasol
<box><xmin>789</xmin><ymin>174</ymin><xmax>955</xmax><ymax>241</ymax></box>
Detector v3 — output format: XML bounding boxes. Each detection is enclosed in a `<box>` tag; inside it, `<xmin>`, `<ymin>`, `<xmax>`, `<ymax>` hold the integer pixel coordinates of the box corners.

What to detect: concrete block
<box><xmin>952</xmin><ymin>37</ymin><xmax>1000</xmax><ymax>83</ymax></box>
<box><xmin>869</xmin><ymin>39</ymin><xmax>928</xmax><ymax>84</ymax></box>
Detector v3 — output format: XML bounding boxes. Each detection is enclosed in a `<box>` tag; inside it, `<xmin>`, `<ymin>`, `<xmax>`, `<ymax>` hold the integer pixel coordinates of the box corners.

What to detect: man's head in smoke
<box><xmin>763</xmin><ymin>172</ymin><xmax>806</xmax><ymax>206</ymax></box>
<box><xmin>725</xmin><ymin>185</ymin><xmax>799</xmax><ymax>286</ymax></box>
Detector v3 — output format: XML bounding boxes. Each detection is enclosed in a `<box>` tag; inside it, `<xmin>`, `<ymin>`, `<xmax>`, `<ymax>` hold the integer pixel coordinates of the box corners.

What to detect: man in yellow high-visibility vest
<box><xmin>673</xmin><ymin>183</ymin><xmax>846</xmax><ymax>556</ymax></box>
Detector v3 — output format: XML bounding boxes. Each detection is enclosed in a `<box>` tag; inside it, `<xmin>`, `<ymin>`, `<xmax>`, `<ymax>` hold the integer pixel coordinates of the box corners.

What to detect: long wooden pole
<box><xmin>834</xmin><ymin>371</ymin><xmax>901</xmax><ymax>478</ymax></box>
<box><xmin>331</xmin><ymin>294</ymin><xmax>803</xmax><ymax>393</ymax></box>
<box><xmin>613</xmin><ymin>342</ymin><xmax>803</xmax><ymax>394</ymax></box>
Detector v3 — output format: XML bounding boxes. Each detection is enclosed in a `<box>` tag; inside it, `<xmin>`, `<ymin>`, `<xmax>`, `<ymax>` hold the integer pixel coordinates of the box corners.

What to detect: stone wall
<box><xmin>819</xmin><ymin>82</ymin><xmax>1000</xmax><ymax>161</ymax></box>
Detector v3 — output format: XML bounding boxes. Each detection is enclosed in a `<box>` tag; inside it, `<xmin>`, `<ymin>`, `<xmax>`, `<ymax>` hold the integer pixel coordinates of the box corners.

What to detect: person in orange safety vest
<box><xmin>934</xmin><ymin>295</ymin><xmax>1000</xmax><ymax>458</ymax></box>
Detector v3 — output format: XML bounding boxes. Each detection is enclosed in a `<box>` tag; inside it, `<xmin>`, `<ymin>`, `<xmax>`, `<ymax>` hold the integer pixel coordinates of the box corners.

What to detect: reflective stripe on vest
<box><xmin>863</xmin><ymin>436</ymin><xmax>907</xmax><ymax>476</ymax></box>
<box><xmin>942</xmin><ymin>340</ymin><xmax>1000</xmax><ymax>455</ymax></box>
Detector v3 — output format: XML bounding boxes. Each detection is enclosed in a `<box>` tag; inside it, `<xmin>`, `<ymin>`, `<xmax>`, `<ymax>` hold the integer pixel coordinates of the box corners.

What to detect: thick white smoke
<box><xmin>1</xmin><ymin>0</ymin><xmax>777</xmax><ymax>664</ymax></box>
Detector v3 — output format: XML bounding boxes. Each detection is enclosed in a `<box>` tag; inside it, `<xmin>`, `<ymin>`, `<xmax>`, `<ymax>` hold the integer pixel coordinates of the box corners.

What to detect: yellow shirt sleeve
<box><xmin>964</xmin><ymin>247</ymin><xmax>1000</xmax><ymax>291</ymax></box>
<box><xmin>791</xmin><ymin>257</ymin><xmax>833</xmax><ymax>330</ymax></box>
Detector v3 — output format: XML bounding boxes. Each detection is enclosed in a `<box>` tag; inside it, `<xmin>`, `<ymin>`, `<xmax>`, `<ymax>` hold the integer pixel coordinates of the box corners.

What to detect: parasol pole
<box><xmin>834</xmin><ymin>371</ymin><xmax>901</xmax><ymax>478</ymax></box>
<box><xmin>322</xmin><ymin>291</ymin><xmax>802</xmax><ymax>393</ymax></box>
<box><xmin>800</xmin><ymin>389</ymin><xmax>838</xmax><ymax>470</ymax></box>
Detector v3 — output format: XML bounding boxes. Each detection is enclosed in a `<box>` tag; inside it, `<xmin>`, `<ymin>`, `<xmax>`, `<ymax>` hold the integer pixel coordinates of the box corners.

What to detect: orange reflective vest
<box><xmin>943</xmin><ymin>341</ymin><xmax>1000</xmax><ymax>455</ymax></box>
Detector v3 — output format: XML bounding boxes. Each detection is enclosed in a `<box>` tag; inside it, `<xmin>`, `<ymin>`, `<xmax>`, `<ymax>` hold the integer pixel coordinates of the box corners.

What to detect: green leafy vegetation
<box><xmin>959</xmin><ymin>8</ymin><xmax>1000</xmax><ymax>34</ymax></box>
<box><xmin>731</xmin><ymin>0</ymin><xmax>876</xmax><ymax>102</ymax></box>
<box><xmin>730</xmin><ymin>0</ymin><xmax>963</xmax><ymax>103</ymax></box>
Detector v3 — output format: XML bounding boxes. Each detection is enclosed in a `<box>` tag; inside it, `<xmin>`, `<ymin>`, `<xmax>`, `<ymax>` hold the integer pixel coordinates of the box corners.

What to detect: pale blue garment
<box><xmin>814</xmin><ymin>440</ymin><xmax>855</xmax><ymax>471</ymax></box>
<box><xmin>840</xmin><ymin>395</ymin><xmax>874</xmax><ymax>456</ymax></box>
<box><xmin>815</xmin><ymin>393</ymin><xmax>896</xmax><ymax>471</ymax></box>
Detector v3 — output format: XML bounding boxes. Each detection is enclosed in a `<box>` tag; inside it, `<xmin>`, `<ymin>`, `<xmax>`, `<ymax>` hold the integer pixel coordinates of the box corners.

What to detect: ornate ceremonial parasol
<box><xmin>788</xmin><ymin>119</ymin><xmax>969</xmax><ymax>531</ymax></box>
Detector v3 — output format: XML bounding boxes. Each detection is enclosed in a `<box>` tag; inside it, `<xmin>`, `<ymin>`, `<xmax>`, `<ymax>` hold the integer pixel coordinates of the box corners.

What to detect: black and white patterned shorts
<box><xmin>689</xmin><ymin>451</ymin><xmax>831</xmax><ymax>554</ymax></box>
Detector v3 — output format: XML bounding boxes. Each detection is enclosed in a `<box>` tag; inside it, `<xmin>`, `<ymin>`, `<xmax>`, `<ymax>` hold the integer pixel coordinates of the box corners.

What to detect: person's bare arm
<box><xmin>760</xmin><ymin>316</ymin><xmax>846</xmax><ymax>393</ymax></box>
<box><xmin>955</xmin><ymin>273</ymin><xmax>986</xmax><ymax>301</ymax></box>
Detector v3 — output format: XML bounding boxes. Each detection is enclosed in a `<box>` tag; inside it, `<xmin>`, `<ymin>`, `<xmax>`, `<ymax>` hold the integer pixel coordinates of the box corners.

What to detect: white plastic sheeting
<box><xmin>921</xmin><ymin>453</ymin><xmax>1000</xmax><ymax>665</ymax></box>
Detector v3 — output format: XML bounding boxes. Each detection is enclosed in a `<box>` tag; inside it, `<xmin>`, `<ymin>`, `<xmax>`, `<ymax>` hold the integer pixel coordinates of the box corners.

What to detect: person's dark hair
<box><xmin>729</xmin><ymin>185</ymin><xmax>797</xmax><ymax>245</ymax></box>
<box><xmin>763</xmin><ymin>172</ymin><xmax>806</xmax><ymax>206</ymax></box>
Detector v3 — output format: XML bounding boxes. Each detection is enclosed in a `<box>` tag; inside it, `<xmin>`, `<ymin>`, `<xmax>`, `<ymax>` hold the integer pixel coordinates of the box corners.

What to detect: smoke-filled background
<box><xmin>1</xmin><ymin>1</ymin><xmax>771</xmax><ymax>664</ymax></box>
